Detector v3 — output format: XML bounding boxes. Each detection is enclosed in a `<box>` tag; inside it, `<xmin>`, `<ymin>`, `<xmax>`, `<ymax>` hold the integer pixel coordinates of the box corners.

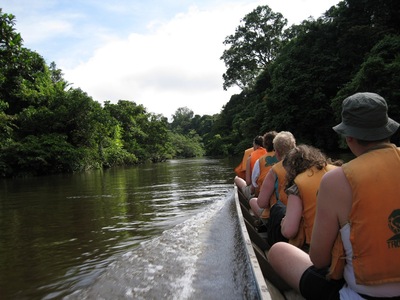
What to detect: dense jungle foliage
<box><xmin>0</xmin><ymin>9</ymin><xmax>212</xmax><ymax>177</ymax></box>
<box><xmin>217</xmin><ymin>0</ymin><xmax>400</xmax><ymax>155</ymax></box>
<box><xmin>1</xmin><ymin>0</ymin><xmax>400</xmax><ymax>177</ymax></box>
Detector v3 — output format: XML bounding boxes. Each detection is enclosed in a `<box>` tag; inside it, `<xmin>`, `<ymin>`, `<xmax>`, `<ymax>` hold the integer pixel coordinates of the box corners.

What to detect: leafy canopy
<box><xmin>220</xmin><ymin>5</ymin><xmax>287</xmax><ymax>90</ymax></box>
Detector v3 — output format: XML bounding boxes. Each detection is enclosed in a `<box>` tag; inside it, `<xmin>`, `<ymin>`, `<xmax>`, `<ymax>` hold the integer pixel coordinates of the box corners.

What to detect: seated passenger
<box><xmin>234</xmin><ymin>146</ymin><xmax>254</xmax><ymax>180</ymax></box>
<box><xmin>251</xmin><ymin>131</ymin><xmax>278</xmax><ymax>196</ymax></box>
<box><xmin>249</xmin><ymin>131</ymin><xmax>296</xmax><ymax>218</ymax></box>
<box><xmin>281</xmin><ymin>144</ymin><xmax>342</xmax><ymax>252</ymax></box>
<box><xmin>249</xmin><ymin>131</ymin><xmax>296</xmax><ymax>246</ymax></box>
<box><xmin>234</xmin><ymin>135</ymin><xmax>266</xmax><ymax>200</ymax></box>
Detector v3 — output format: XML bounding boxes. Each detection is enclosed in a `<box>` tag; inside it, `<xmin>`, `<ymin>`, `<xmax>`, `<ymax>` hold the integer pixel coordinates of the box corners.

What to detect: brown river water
<box><xmin>0</xmin><ymin>157</ymin><xmax>261</xmax><ymax>299</ymax></box>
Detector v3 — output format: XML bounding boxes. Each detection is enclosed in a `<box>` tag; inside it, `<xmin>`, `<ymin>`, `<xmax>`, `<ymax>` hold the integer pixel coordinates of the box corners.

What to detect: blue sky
<box><xmin>2</xmin><ymin>0</ymin><xmax>340</xmax><ymax>119</ymax></box>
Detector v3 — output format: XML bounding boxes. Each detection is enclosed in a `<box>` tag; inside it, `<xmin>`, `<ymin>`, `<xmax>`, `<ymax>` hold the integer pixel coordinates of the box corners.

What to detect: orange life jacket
<box><xmin>250</xmin><ymin>147</ymin><xmax>267</xmax><ymax>173</ymax></box>
<box><xmin>256</xmin><ymin>151</ymin><xmax>278</xmax><ymax>190</ymax></box>
<box><xmin>270</xmin><ymin>161</ymin><xmax>288</xmax><ymax>206</ymax></box>
<box><xmin>343</xmin><ymin>144</ymin><xmax>400</xmax><ymax>285</ymax></box>
<box><xmin>234</xmin><ymin>147</ymin><xmax>254</xmax><ymax>180</ymax></box>
<box><xmin>260</xmin><ymin>161</ymin><xmax>287</xmax><ymax>219</ymax></box>
<box><xmin>329</xmin><ymin>144</ymin><xmax>400</xmax><ymax>284</ymax></box>
<box><xmin>294</xmin><ymin>164</ymin><xmax>337</xmax><ymax>245</ymax></box>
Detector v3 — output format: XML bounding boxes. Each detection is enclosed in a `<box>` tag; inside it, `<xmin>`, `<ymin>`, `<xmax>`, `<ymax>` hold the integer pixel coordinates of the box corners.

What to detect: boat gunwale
<box><xmin>234</xmin><ymin>184</ymin><xmax>272</xmax><ymax>300</ymax></box>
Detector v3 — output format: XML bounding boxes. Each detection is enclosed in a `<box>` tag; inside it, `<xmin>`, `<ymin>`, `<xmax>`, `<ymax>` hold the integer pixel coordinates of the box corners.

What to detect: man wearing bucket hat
<box><xmin>267</xmin><ymin>92</ymin><xmax>400</xmax><ymax>299</ymax></box>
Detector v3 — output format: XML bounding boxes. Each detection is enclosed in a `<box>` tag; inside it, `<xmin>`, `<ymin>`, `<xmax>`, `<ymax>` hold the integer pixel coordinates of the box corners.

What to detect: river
<box><xmin>0</xmin><ymin>157</ymin><xmax>261</xmax><ymax>299</ymax></box>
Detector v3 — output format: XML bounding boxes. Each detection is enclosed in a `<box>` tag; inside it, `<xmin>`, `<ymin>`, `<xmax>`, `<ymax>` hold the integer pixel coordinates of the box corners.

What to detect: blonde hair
<box><xmin>273</xmin><ymin>131</ymin><xmax>296</xmax><ymax>158</ymax></box>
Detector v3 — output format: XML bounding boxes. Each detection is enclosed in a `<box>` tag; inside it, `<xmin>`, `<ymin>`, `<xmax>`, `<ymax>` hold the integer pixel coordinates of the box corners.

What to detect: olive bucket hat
<box><xmin>333</xmin><ymin>92</ymin><xmax>399</xmax><ymax>141</ymax></box>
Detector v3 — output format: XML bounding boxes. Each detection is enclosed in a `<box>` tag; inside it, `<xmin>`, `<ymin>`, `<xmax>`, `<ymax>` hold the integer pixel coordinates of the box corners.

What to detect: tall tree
<box><xmin>220</xmin><ymin>5</ymin><xmax>287</xmax><ymax>90</ymax></box>
<box><xmin>0</xmin><ymin>10</ymin><xmax>48</xmax><ymax>115</ymax></box>
<box><xmin>104</xmin><ymin>100</ymin><xmax>149</xmax><ymax>159</ymax></box>
<box><xmin>332</xmin><ymin>35</ymin><xmax>400</xmax><ymax>129</ymax></box>
<box><xmin>170</xmin><ymin>107</ymin><xmax>194</xmax><ymax>135</ymax></box>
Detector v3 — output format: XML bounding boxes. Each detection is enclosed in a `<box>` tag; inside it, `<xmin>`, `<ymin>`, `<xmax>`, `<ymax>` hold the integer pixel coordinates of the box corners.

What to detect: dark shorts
<box><xmin>299</xmin><ymin>266</ymin><xmax>345</xmax><ymax>300</ymax></box>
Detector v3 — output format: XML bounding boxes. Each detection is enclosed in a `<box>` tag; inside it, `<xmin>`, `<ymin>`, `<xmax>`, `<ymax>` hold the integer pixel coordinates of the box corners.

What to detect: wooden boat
<box><xmin>233</xmin><ymin>184</ymin><xmax>304</xmax><ymax>300</ymax></box>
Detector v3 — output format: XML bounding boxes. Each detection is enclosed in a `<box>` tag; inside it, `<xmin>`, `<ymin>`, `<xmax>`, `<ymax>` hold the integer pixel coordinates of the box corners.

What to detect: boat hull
<box><xmin>233</xmin><ymin>184</ymin><xmax>305</xmax><ymax>300</ymax></box>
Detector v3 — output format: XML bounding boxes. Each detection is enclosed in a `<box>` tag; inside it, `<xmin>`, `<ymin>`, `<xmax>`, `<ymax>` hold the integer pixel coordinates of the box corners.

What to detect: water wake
<box><xmin>66</xmin><ymin>189</ymin><xmax>239</xmax><ymax>299</ymax></box>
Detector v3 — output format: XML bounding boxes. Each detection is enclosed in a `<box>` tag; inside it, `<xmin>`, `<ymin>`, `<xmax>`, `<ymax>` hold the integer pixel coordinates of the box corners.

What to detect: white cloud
<box><xmin>19</xmin><ymin>19</ymin><xmax>73</xmax><ymax>44</ymax></box>
<box><xmin>63</xmin><ymin>4</ymin><xmax>248</xmax><ymax>119</ymax></box>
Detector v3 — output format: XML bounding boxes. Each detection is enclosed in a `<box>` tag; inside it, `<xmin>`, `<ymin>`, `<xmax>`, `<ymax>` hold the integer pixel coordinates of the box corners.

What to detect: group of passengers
<box><xmin>234</xmin><ymin>92</ymin><xmax>400</xmax><ymax>300</ymax></box>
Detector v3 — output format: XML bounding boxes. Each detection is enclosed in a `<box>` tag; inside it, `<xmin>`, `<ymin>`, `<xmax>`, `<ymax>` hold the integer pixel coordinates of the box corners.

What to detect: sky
<box><xmin>2</xmin><ymin>0</ymin><xmax>340</xmax><ymax>120</ymax></box>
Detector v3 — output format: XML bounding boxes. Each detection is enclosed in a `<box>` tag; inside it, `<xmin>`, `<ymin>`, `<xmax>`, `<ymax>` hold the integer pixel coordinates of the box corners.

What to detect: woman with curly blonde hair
<box><xmin>281</xmin><ymin>144</ymin><xmax>342</xmax><ymax>251</ymax></box>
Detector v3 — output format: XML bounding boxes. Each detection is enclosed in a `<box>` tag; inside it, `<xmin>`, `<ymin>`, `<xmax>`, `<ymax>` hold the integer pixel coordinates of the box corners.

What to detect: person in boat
<box><xmin>280</xmin><ymin>144</ymin><xmax>343</xmax><ymax>252</ymax></box>
<box><xmin>234</xmin><ymin>135</ymin><xmax>266</xmax><ymax>200</ymax></box>
<box><xmin>268</xmin><ymin>92</ymin><xmax>400</xmax><ymax>299</ymax></box>
<box><xmin>251</xmin><ymin>131</ymin><xmax>279</xmax><ymax>196</ymax></box>
<box><xmin>234</xmin><ymin>146</ymin><xmax>254</xmax><ymax>180</ymax></box>
<box><xmin>248</xmin><ymin>131</ymin><xmax>296</xmax><ymax>218</ymax></box>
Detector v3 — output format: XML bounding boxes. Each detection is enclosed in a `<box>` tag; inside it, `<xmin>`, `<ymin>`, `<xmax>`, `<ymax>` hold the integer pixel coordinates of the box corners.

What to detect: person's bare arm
<box><xmin>245</xmin><ymin>157</ymin><xmax>252</xmax><ymax>186</ymax></box>
<box><xmin>256</xmin><ymin>169</ymin><xmax>275</xmax><ymax>208</ymax></box>
<box><xmin>281</xmin><ymin>194</ymin><xmax>302</xmax><ymax>239</ymax></box>
<box><xmin>310</xmin><ymin>168</ymin><xmax>352</xmax><ymax>268</ymax></box>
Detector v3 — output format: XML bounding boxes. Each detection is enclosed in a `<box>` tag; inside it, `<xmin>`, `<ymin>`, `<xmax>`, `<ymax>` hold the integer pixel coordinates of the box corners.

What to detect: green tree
<box><xmin>220</xmin><ymin>5</ymin><xmax>287</xmax><ymax>90</ymax></box>
<box><xmin>263</xmin><ymin>19</ymin><xmax>341</xmax><ymax>150</ymax></box>
<box><xmin>168</xmin><ymin>131</ymin><xmax>205</xmax><ymax>158</ymax></box>
<box><xmin>0</xmin><ymin>11</ymin><xmax>23</xmax><ymax>84</ymax></box>
<box><xmin>144</xmin><ymin>113</ymin><xmax>175</xmax><ymax>162</ymax></box>
<box><xmin>105</xmin><ymin>100</ymin><xmax>173</xmax><ymax>162</ymax></box>
<box><xmin>203</xmin><ymin>69</ymin><xmax>272</xmax><ymax>157</ymax></box>
<box><xmin>0</xmin><ymin>10</ymin><xmax>47</xmax><ymax>115</ymax></box>
<box><xmin>205</xmin><ymin>134</ymin><xmax>229</xmax><ymax>157</ymax></box>
<box><xmin>1</xmin><ymin>134</ymin><xmax>86</xmax><ymax>176</ymax></box>
<box><xmin>331</xmin><ymin>35</ymin><xmax>400</xmax><ymax>146</ymax></box>
<box><xmin>105</xmin><ymin>100</ymin><xmax>153</xmax><ymax>160</ymax></box>
<box><xmin>0</xmin><ymin>100</ymin><xmax>13</xmax><ymax>140</ymax></box>
<box><xmin>168</xmin><ymin>107</ymin><xmax>206</xmax><ymax>158</ymax></box>
<box><xmin>170</xmin><ymin>107</ymin><xmax>194</xmax><ymax>135</ymax></box>
<box><xmin>190</xmin><ymin>114</ymin><xmax>214</xmax><ymax>136</ymax></box>
<box><xmin>216</xmin><ymin>0</ymin><xmax>400</xmax><ymax>153</ymax></box>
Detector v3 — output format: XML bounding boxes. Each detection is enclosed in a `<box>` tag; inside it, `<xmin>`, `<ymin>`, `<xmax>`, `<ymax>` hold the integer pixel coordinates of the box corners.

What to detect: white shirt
<box><xmin>339</xmin><ymin>223</ymin><xmax>400</xmax><ymax>298</ymax></box>
<box><xmin>251</xmin><ymin>160</ymin><xmax>261</xmax><ymax>187</ymax></box>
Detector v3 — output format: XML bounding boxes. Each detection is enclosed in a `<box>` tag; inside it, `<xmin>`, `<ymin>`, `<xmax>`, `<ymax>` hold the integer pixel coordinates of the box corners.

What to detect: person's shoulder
<box><xmin>318</xmin><ymin>168</ymin><xmax>351</xmax><ymax>213</ymax></box>
<box><xmin>272</xmin><ymin>160</ymin><xmax>283</xmax><ymax>168</ymax></box>
<box><xmin>320</xmin><ymin>167</ymin><xmax>349</xmax><ymax>191</ymax></box>
<box><xmin>244</xmin><ymin>148</ymin><xmax>254</xmax><ymax>157</ymax></box>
